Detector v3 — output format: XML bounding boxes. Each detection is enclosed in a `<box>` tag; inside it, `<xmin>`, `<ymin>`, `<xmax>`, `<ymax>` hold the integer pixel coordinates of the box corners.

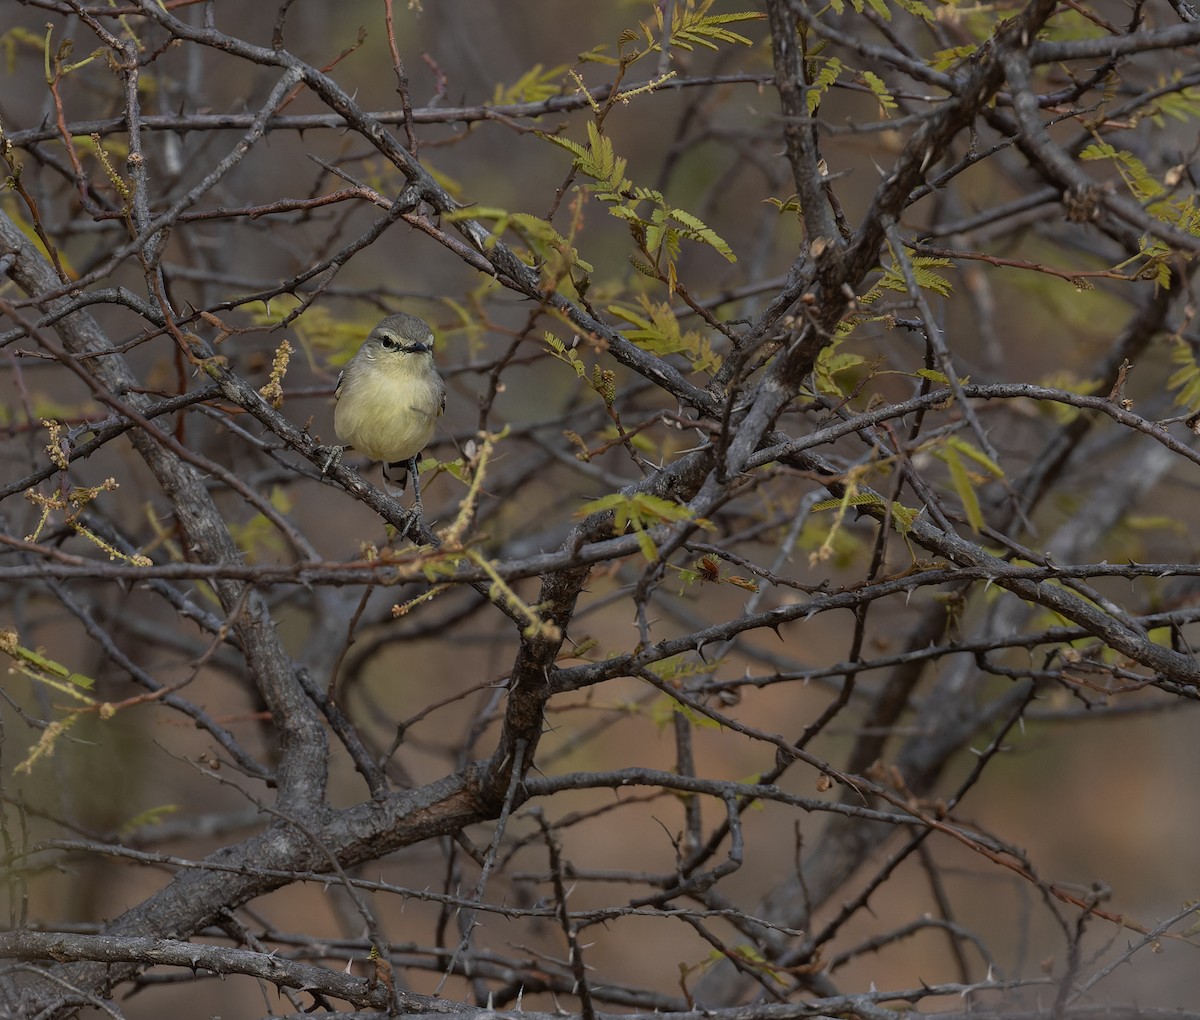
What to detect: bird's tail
<box><xmin>382</xmin><ymin>459</ymin><xmax>411</xmax><ymax>493</ymax></box>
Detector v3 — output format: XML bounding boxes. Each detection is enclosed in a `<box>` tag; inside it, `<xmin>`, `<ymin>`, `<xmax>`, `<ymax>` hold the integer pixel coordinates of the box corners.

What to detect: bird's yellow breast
<box><xmin>334</xmin><ymin>352</ymin><xmax>443</xmax><ymax>463</ymax></box>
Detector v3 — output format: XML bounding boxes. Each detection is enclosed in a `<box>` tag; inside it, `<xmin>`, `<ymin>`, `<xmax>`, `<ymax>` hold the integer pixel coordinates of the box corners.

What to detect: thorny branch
<box><xmin>2</xmin><ymin>1</ymin><xmax>1200</xmax><ymax>1018</ymax></box>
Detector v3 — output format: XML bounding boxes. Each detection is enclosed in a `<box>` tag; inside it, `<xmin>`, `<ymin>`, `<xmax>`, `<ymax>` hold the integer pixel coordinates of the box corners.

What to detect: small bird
<box><xmin>328</xmin><ymin>312</ymin><xmax>446</xmax><ymax>523</ymax></box>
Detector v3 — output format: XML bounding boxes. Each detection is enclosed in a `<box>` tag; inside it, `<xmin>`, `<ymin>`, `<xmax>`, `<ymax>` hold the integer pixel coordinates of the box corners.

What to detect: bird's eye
<box><xmin>378</xmin><ymin>334</ymin><xmax>399</xmax><ymax>351</ymax></box>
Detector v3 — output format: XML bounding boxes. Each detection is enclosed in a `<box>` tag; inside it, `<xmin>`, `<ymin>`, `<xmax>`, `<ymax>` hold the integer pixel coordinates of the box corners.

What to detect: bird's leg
<box><xmin>320</xmin><ymin>444</ymin><xmax>346</xmax><ymax>475</ymax></box>
<box><xmin>390</xmin><ymin>455</ymin><xmax>425</xmax><ymax>541</ymax></box>
<box><xmin>407</xmin><ymin>455</ymin><xmax>423</xmax><ymax>521</ymax></box>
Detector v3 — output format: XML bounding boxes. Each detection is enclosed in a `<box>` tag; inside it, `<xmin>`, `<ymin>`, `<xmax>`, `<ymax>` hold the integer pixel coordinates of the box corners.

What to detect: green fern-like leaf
<box><xmin>944</xmin><ymin>435</ymin><xmax>1004</xmax><ymax>478</ymax></box>
<box><xmin>927</xmin><ymin>436</ymin><xmax>1002</xmax><ymax>533</ymax></box>
<box><xmin>940</xmin><ymin>447</ymin><xmax>984</xmax><ymax>532</ymax></box>
<box><xmin>540</xmin><ymin>119</ymin><xmax>735</xmax><ymax>279</ymax></box>
<box><xmin>1083</xmin><ymin>144</ymin><xmax>1198</xmax><ymax>284</ymax></box>
<box><xmin>545</xmin><ymin>332</ymin><xmax>589</xmax><ymax>381</ymax></box>
<box><xmin>1168</xmin><ymin>341</ymin><xmax>1200</xmax><ymax>408</ymax></box>
<box><xmin>656</xmin><ymin>0</ymin><xmax>765</xmax><ymax>51</ymax></box>
<box><xmin>813</xmin><ymin>340</ymin><xmax>867</xmax><ymax>397</ymax></box>
<box><xmin>578</xmin><ymin>44</ymin><xmax>621</xmax><ymax>66</ymax></box>
<box><xmin>861</xmin><ymin>70</ymin><xmax>897</xmax><ymax>115</ymax></box>
<box><xmin>539</xmin><ymin>132</ymin><xmax>589</xmax><ymax>163</ymax></box>
<box><xmin>539</xmin><ymin>121</ymin><xmax>631</xmax><ymax>200</ymax></box>
<box><xmin>628</xmin><ymin>254</ymin><xmax>659</xmax><ymax>279</ymax></box>
<box><xmin>3</xmin><ymin>633</ymin><xmax>97</xmax><ymax>695</ymax></box>
<box><xmin>668</xmin><ymin>205</ymin><xmax>736</xmax><ymax>262</ymax></box>
<box><xmin>608</xmin><ymin>297</ymin><xmax>722</xmax><ymax>374</ymax></box>
<box><xmin>889</xmin><ymin>501</ymin><xmax>919</xmax><ymax>533</ymax></box>
<box><xmin>119</xmin><ymin>804</ymin><xmax>180</xmax><ymax>838</ymax></box>
<box><xmin>807</xmin><ymin>56</ymin><xmax>843</xmax><ymax>116</ymax></box>
<box><xmin>930</xmin><ymin>44</ymin><xmax>977</xmax><ymax>71</ymax></box>
<box><xmin>1148</xmin><ymin>81</ymin><xmax>1200</xmax><ymax>127</ymax></box>
<box><xmin>890</xmin><ymin>0</ymin><xmax>935</xmax><ymax>20</ymax></box>
<box><xmin>811</xmin><ymin>493</ymin><xmax>885</xmax><ymax>513</ymax></box>
<box><xmin>507</xmin><ymin>212</ymin><xmax>595</xmax><ymax>275</ymax></box>
<box><xmin>577</xmin><ymin>490</ymin><xmax>712</xmax><ymax>562</ymax></box>
<box><xmin>765</xmin><ymin>194</ymin><xmax>803</xmax><ymax>215</ymax></box>
<box><xmin>1080</xmin><ymin>142</ymin><xmax>1165</xmax><ymax>203</ymax></box>
<box><xmin>493</xmin><ymin>63</ymin><xmax>567</xmax><ymax>105</ymax></box>
<box><xmin>869</xmin><ymin>254</ymin><xmax>954</xmax><ymax>299</ymax></box>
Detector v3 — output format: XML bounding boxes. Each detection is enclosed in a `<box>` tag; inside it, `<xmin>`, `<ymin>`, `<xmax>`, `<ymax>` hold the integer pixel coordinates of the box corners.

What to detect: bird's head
<box><xmin>365</xmin><ymin>312</ymin><xmax>435</xmax><ymax>357</ymax></box>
